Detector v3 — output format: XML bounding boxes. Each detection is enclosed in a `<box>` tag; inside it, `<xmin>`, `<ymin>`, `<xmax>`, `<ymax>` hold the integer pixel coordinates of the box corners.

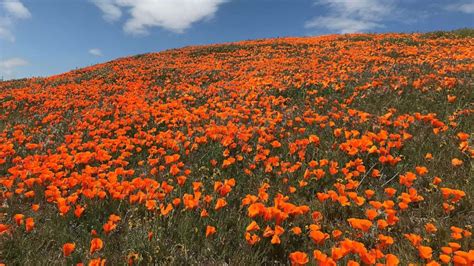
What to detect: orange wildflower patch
<box><xmin>0</xmin><ymin>32</ymin><xmax>472</xmax><ymax>265</ymax></box>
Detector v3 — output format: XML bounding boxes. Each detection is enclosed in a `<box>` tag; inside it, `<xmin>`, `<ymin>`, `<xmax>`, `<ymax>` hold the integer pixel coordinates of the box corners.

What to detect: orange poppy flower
<box><xmin>331</xmin><ymin>246</ymin><xmax>348</xmax><ymax>261</ymax></box>
<box><xmin>145</xmin><ymin>200</ymin><xmax>157</xmax><ymax>210</ymax></box>
<box><xmin>205</xmin><ymin>225</ymin><xmax>216</xmax><ymax>237</ymax></box>
<box><xmin>90</xmin><ymin>238</ymin><xmax>104</xmax><ymax>254</ymax></box>
<box><xmin>263</xmin><ymin>226</ymin><xmax>274</xmax><ymax>238</ymax></box>
<box><xmin>74</xmin><ymin>205</ymin><xmax>85</xmax><ymax>218</ymax></box>
<box><xmin>385</xmin><ymin>254</ymin><xmax>399</xmax><ymax>266</ymax></box>
<box><xmin>25</xmin><ymin>217</ymin><xmax>34</xmax><ymax>232</ymax></box>
<box><xmin>364</xmin><ymin>189</ymin><xmax>375</xmax><ymax>199</ymax></box>
<box><xmin>447</xmin><ymin>95</ymin><xmax>457</xmax><ymax>103</ymax></box>
<box><xmin>248</xmin><ymin>202</ymin><xmax>265</xmax><ymax>217</ymax></box>
<box><xmin>103</xmin><ymin>221</ymin><xmax>117</xmax><ymax>234</ymax></box>
<box><xmin>222</xmin><ymin>157</ymin><xmax>236</xmax><ymax>168</ymax></box>
<box><xmin>0</xmin><ymin>224</ymin><xmax>10</xmax><ymax>235</ymax></box>
<box><xmin>332</xmin><ymin>229</ymin><xmax>342</xmax><ymax>239</ymax></box>
<box><xmin>384</xmin><ymin>188</ymin><xmax>397</xmax><ymax>197</ymax></box>
<box><xmin>271</xmin><ymin>140</ymin><xmax>281</xmax><ymax>148</ymax></box>
<box><xmin>291</xmin><ymin>227</ymin><xmax>302</xmax><ymax>235</ymax></box>
<box><xmin>309</xmin><ymin>135</ymin><xmax>320</xmax><ymax>144</ymax></box>
<box><xmin>160</xmin><ymin>203</ymin><xmax>173</xmax><ymax>216</ymax></box>
<box><xmin>418</xmin><ymin>245</ymin><xmax>432</xmax><ymax>260</ymax></box>
<box><xmin>309</xmin><ymin>230</ymin><xmax>328</xmax><ymax>245</ymax></box>
<box><xmin>89</xmin><ymin>258</ymin><xmax>106</xmax><ymax>266</ymax></box>
<box><xmin>246</xmin><ymin>221</ymin><xmax>260</xmax><ymax>232</ymax></box>
<box><xmin>31</xmin><ymin>204</ymin><xmax>40</xmax><ymax>211</ymax></box>
<box><xmin>347</xmin><ymin>260</ymin><xmax>360</xmax><ymax>266</ymax></box>
<box><xmin>271</xmin><ymin>235</ymin><xmax>281</xmax><ymax>244</ymax></box>
<box><xmin>289</xmin><ymin>251</ymin><xmax>309</xmax><ymax>265</ymax></box>
<box><xmin>424</xmin><ymin>223</ymin><xmax>437</xmax><ymax>233</ymax></box>
<box><xmin>415</xmin><ymin>166</ymin><xmax>428</xmax><ymax>176</ymax></box>
<box><xmin>433</xmin><ymin>176</ymin><xmax>442</xmax><ymax>185</ymax></box>
<box><xmin>214</xmin><ymin>198</ymin><xmax>227</xmax><ymax>210</ymax></box>
<box><xmin>63</xmin><ymin>243</ymin><xmax>75</xmax><ymax>257</ymax></box>
<box><xmin>365</xmin><ymin>209</ymin><xmax>378</xmax><ymax>220</ymax></box>
<box><xmin>245</xmin><ymin>232</ymin><xmax>260</xmax><ymax>245</ymax></box>
<box><xmin>439</xmin><ymin>254</ymin><xmax>451</xmax><ymax>263</ymax></box>
<box><xmin>451</xmin><ymin>158</ymin><xmax>463</xmax><ymax>167</ymax></box>
<box><xmin>13</xmin><ymin>214</ymin><xmax>24</xmax><ymax>225</ymax></box>
<box><xmin>453</xmin><ymin>251</ymin><xmax>471</xmax><ymax>265</ymax></box>
<box><xmin>347</xmin><ymin>218</ymin><xmax>372</xmax><ymax>232</ymax></box>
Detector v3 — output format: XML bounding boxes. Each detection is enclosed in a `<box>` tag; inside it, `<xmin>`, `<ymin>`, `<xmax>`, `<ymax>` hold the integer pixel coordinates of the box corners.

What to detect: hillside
<box><xmin>1</xmin><ymin>31</ymin><xmax>473</xmax><ymax>265</ymax></box>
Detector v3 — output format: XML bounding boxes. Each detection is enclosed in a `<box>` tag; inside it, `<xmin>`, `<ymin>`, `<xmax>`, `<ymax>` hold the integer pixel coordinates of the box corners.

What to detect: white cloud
<box><xmin>0</xmin><ymin>0</ymin><xmax>31</xmax><ymax>42</ymax></box>
<box><xmin>89</xmin><ymin>48</ymin><xmax>103</xmax><ymax>56</ymax></box>
<box><xmin>90</xmin><ymin>0</ymin><xmax>122</xmax><ymax>22</ymax></box>
<box><xmin>306</xmin><ymin>0</ymin><xmax>395</xmax><ymax>33</ymax></box>
<box><xmin>90</xmin><ymin>0</ymin><xmax>227</xmax><ymax>35</ymax></box>
<box><xmin>0</xmin><ymin>17</ymin><xmax>14</xmax><ymax>41</ymax></box>
<box><xmin>0</xmin><ymin>57</ymin><xmax>28</xmax><ymax>79</ymax></box>
<box><xmin>446</xmin><ymin>1</ymin><xmax>474</xmax><ymax>14</ymax></box>
<box><xmin>2</xmin><ymin>0</ymin><xmax>31</xmax><ymax>19</ymax></box>
<box><xmin>306</xmin><ymin>16</ymin><xmax>382</xmax><ymax>34</ymax></box>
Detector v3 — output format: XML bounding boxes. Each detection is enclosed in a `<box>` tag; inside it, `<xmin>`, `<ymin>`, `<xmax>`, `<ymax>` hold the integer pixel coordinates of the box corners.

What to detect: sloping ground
<box><xmin>0</xmin><ymin>30</ymin><xmax>473</xmax><ymax>265</ymax></box>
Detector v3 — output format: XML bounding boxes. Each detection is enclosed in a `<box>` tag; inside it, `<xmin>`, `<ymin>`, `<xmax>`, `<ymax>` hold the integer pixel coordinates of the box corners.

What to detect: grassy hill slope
<box><xmin>1</xmin><ymin>30</ymin><xmax>473</xmax><ymax>265</ymax></box>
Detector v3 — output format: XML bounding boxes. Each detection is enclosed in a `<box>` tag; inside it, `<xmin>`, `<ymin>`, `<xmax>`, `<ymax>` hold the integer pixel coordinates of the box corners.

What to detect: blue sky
<box><xmin>1</xmin><ymin>0</ymin><xmax>473</xmax><ymax>80</ymax></box>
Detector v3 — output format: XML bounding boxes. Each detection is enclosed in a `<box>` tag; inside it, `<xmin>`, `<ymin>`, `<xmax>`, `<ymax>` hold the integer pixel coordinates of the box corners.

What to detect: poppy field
<box><xmin>0</xmin><ymin>30</ymin><xmax>473</xmax><ymax>265</ymax></box>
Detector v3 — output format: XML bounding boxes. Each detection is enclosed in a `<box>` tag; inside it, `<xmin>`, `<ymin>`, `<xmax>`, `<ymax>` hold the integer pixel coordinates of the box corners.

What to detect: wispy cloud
<box><xmin>306</xmin><ymin>0</ymin><xmax>395</xmax><ymax>33</ymax></box>
<box><xmin>91</xmin><ymin>0</ymin><xmax>122</xmax><ymax>22</ymax></box>
<box><xmin>89</xmin><ymin>48</ymin><xmax>103</xmax><ymax>57</ymax></box>
<box><xmin>0</xmin><ymin>17</ymin><xmax>14</xmax><ymax>41</ymax></box>
<box><xmin>3</xmin><ymin>0</ymin><xmax>31</xmax><ymax>19</ymax></box>
<box><xmin>0</xmin><ymin>0</ymin><xmax>31</xmax><ymax>42</ymax></box>
<box><xmin>306</xmin><ymin>16</ymin><xmax>382</xmax><ymax>34</ymax></box>
<box><xmin>0</xmin><ymin>57</ymin><xmax>28</xmax><ymax>79</ymax></box>
<box><xmin>446</xmin><ymin>1</ymin><xmax>474</xmax><ymax>14</ymax></box>
<box><xmin>90</xmin><ymin>0</ymin><xmax>227</xmax><ymax>35</ymax></box>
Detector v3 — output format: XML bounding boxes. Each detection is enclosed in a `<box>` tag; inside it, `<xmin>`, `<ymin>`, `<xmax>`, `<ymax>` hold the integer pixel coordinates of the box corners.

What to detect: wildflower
<box><xmin>425</xmin><ymin>223</ymin><xmax>437</xmax><ymax>233</ymax></box>
<box><xmin>205</xmin><ymin>225</ymin><xmax>216</xmax><ymax>237</ymax></box>
<box><xmin>63</xmin><ymin>243</ymin><xmax>75</xmax><ymax>257</ymax></box>
<box><xmin>451</xmin><ymin>158</ymin><xmax>463</xmax><ymax>167</ymax></box>
<box><xmin>214</xmin><ymin>198</ymin><xmax>227</xmax><ymax>210</ymax></box>
<box><xmin>25</xmin><ymin>217</ymin><xmax>35</xmax><ymax>232</ymax></box>
<box><xmin>13</xmin><ymin>214</ymin><xmax>24</xmax><ymax>225</ymax></box>
<box><xmin>291</xmin><ymin>227</ymin><xmax>302</xmax><ymax>235</ymax></box>
<box><xmin>246</xmin><ymin>221</ymin><xmax>260</xmax><ymax>232</ymax></box>
<box><xmin>289</xmin><ymin>251</ymin><xmax>309</xmax><ymax>265</ymax></box>
<box><xmin>418</xmin><ymin>245</ymin><xmax>432</xmax><ymax>260</ymax></box>
<box><xmin>90</xmin><ymin>238</ymin><xmax>103</xmax><ymax>254</ymax></box>
<box><xmin>347</xmin><ymin>218</ymin><xmax>372</xmax><ymax>232</ymax></box>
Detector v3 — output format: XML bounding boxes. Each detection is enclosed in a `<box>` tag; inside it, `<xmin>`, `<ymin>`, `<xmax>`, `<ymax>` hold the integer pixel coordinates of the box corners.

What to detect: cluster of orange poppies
<box><xmin>0</xmin><ymin>33</ymin><xmax>472</xmax><ymax>265</ymax></box>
